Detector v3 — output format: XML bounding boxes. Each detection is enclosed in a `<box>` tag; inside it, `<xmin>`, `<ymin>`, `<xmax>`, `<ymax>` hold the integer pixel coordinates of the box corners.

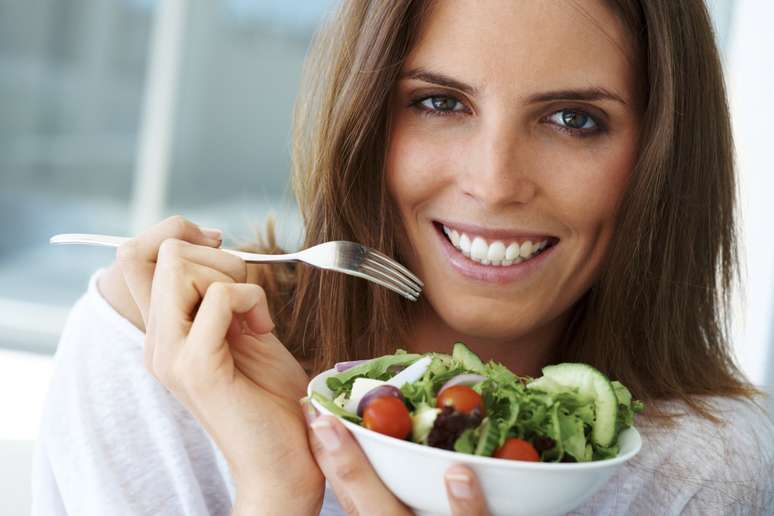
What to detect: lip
<box><xmin>433</xmin><ymin>223</ymin><xmax>557</xmax><ymax>284</ymax></box>
<box><xmin>434</xmin><ymin>219</ymin><xmax>557</xmax><ymax>242</ymax></box>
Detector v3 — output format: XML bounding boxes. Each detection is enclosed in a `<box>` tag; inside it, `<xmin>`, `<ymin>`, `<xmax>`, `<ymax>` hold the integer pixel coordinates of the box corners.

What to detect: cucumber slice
<box><xmin>452</xmin><ymin>342</ymin><xmax>485</xmax><ymax>373</ymax></box>
<box><xmin>524</xmin><ymin>376</ymin><xmax>579</xmax><ymax>398</ymax></box>
<box><xmin>534</xmin><ymin>363</ymin><xmax>618</xmax><ymax>447</ymax></box>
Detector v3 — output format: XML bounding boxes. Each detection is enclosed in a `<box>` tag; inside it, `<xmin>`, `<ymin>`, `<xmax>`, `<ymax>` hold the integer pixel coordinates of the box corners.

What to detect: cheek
<box><xmin>543</xmin><ymin>139</ymin><xmax>636</xmax><ymax>239</ymax></box>
<box><xmin>385</xmin><ymin>118</ymin><xmax>456</xmax><ymax>217</ymax></box>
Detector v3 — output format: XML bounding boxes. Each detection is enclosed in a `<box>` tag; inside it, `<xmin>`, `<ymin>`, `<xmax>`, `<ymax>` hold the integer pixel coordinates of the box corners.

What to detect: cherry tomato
<box><xmin>362</xmin><ymin>397</ymin><xmax>412</xmax><ymax>439</ymax></box>
<box><xmin>493</xmin><ymin>438</ymin><xmax>540</xmax><ymax>462</ymax></box>
<box><xmin>436</xmin><ymin>385</ymin><xmax>485</xmax><ymax>415</ymax></box>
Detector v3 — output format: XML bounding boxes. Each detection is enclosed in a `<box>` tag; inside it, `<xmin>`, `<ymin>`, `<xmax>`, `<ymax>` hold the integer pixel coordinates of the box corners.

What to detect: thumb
<box><xmin>243</xmin><ymin>300</ymin><xmax>275</xmax><ymax>335</ymax></box>
<box><xmin>444</xmin><ymin>466</ymin><xmax>491</xmax><ymax>516</ymax></box>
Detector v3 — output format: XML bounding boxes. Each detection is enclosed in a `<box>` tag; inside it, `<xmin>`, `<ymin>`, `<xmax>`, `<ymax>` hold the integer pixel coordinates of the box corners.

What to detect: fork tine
<box><xmin>335</xmin><ymin>267</ymin><xmax>418</xmax><ymax>301</ymax></box>
<box><xmin>365</xmin><ymin>249</ymin><xmax>424</xmax><ymax>287</ymax></box>
<box><xmin>360</xmin><ymin>261</ymin><xmax>421</xmax><ymax>298</ymax></box>
<box><xmin>361</xmin><ymin>256</ymin><xmax>422</xmax><ymax>295</ymax></box>
<box><xmin>357</xmin><ymin>265</ymin><xmax>418</xmax><ymax>301</ymax></box>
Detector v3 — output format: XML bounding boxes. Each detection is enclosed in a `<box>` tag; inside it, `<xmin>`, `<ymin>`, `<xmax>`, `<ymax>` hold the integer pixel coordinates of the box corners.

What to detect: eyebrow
<box><xmin>526</xmin><ymin>88</ymin><xmax>627</xmax><ymax>106</ymax></box>
<box><xmin>400</xmin><ymin>67</ymin><xmax>627</xmax><ymax>106</ymax></box>
<box><xmin>402</xmin><ymin>68</ymin><xmax>478</xmax><ymax>95</ymax></box>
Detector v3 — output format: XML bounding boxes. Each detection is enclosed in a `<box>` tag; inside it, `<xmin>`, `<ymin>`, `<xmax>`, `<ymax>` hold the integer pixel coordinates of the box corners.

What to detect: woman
<box><xmin>33</xmin><ymin>0</ymin><xmax>773</xmax><ymax>515</ymax></box>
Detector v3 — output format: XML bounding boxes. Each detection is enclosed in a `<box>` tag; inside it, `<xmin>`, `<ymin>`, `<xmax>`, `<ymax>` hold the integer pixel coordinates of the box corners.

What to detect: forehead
<box><xmin>406</xmin><ymin>0</ymin><xmax>637</xmax><ymax>104</ymax></box>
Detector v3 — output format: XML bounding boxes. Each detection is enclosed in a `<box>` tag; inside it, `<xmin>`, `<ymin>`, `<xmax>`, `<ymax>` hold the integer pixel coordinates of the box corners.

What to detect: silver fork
<box><xmin>49</xmin><ymin>233</ymin><xmax>423</xmax><ymax>301</ymax></box>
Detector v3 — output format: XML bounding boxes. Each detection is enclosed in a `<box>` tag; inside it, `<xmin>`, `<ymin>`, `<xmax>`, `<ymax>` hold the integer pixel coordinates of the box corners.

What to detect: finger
<box><xmin>299</xmin><ymin>399</ymin><xmax>360</xmax><ymax>513</ymax></box>
<box><xmin>117</xmin><ymin>215</ymin><xmax>223</xmax><ymax>325</ymax></box>
<box><xmin>156</xmin><ymin>238</ymin><xmax>246</xmax><ymax>285</ymax></box>
<box><xmin>187</xmin><ymin>282</ymin><xmax>273</xmax><ymax>360</ymax></box>
<box><xmin>146</xmin><ymin>258</ymin><xmax>234</xmax><ymax>377</ymax></box>
<box><xmin>308</xmin><ymin>415</ymin><xmax>410</xmax><ymax>516</ymax></box>
<box><xmin>225</xmin><ymin>314</ymin><xmax>244</xmax><ymax>342</ymax></box>
<box><xmin>444</xmin><ymin>465</ymin><xmax>491</xmax><ymax>516</ymax></box>
<box><xmin>145</xmin><ymin>237</ymin><xmax>244</xmax><ymax>368</ymax></box>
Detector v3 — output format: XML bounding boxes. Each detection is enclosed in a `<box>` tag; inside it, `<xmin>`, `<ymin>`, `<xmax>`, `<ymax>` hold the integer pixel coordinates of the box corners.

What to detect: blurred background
<box><xmin>0</xmin><ymin>0</ymin><xmax>772</xmax><ymax>514</ymax></box>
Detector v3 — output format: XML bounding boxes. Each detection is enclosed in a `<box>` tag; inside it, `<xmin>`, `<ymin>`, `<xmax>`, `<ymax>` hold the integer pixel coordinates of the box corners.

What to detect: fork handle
<box><xmin>49</xmin><ymin>233</ymin><xmax>300</xmax><ymax>264</ymax></box>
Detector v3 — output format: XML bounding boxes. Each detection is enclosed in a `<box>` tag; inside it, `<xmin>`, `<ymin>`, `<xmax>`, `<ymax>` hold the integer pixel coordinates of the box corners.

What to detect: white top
<box><xmin>31</xmin><ymin>270</ymin><xmax>774</xmax><ymax>515</ymax></box>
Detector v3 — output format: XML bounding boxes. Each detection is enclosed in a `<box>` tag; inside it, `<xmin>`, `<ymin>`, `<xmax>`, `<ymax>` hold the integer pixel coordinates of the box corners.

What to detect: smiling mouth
<box><xmin>433</xmin><ymin>222</ymin><xmax>559</xmax><ymax>266</ymax></box>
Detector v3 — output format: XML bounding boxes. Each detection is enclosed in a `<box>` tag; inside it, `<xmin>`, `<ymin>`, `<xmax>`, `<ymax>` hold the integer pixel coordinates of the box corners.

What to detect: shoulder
<box><xmin>638</xmin><ymin>395</ymin><xmax>774</xmax><ymax>468</ymax></box>
<box><xmin>659</xmin><ymin>396</ymin><xmax>773</xmax><ymax>514</ymax></box>
<box><xmin>45</xmin><ymin>269</ymin><xmax>171</xmax><ymax>430</ymax></box>
<box><xmin>49</xmin><ymin>269</ymin><xmax>218</xmax><ymax>425</ymax></box>
<box><xmin>573</xmin><ymin>395</ymin><xmax>774</xmax><ymax>515</ymax></box>
<box><xmin>635</xmin><ymin>396</ymin><xmax>773</xmax><ymax>514</ymax></box>
<box><xmin>36</xmin><ymin>269</ymin><xmax>234</xmax><ymax>514</ymax></box>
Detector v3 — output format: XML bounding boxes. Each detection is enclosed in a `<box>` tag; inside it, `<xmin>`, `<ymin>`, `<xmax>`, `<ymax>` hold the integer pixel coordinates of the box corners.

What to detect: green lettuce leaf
<box><xmin>311</xmin><ymin>391</ymin><xmax>362</xmax><ymax>423</ymax></box>
<box><xmin>325</xmin><ymin>352</ymin><xmax>421</xmax><ymax>397</ymax></box>
<box><xmin>454</xmin><ymin>428</ymin><xmax>477</xmax><ymax>454</ymax></box>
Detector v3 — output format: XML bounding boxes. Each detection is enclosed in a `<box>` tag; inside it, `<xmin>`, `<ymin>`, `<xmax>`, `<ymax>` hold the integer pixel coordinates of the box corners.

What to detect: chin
<box><xmin>434</xmin><ymin>297</ymin><xmax>544</xmax><ymax>341</ymax></box>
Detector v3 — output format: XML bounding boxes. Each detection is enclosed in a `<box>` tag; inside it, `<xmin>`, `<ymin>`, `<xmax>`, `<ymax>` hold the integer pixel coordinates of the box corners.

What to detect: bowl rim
<box><xmin>308</xmin><ymin>366</ymin><xmax>642</xmax><ymax>471</ymax></box>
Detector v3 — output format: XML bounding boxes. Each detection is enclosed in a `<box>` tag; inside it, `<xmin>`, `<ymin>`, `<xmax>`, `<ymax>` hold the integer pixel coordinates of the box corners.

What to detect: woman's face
<box><xmin>387</xmin><ymin>0</ymin><xmax>640</xmax><ymax>344</ymax></box>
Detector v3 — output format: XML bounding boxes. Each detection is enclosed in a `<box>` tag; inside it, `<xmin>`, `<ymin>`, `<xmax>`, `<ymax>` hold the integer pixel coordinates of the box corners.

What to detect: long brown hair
<box><xmin>250</xmin><ymin>0</ymin><xmax>759</xmax><ymax>420</ymax></box>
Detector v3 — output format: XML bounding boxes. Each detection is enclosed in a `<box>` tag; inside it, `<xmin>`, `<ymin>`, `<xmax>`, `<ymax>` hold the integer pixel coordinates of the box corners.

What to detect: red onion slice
<box><xmin>438</xmin><ymin>374</ymin><xmax>488</xmax><ymax>396</ymax></box>
<box><xmin>334</xmin><ymin>359</ymin><xmax>370</xmax><ymax>372</ymax></box>
<box><xmin>386</xmin><ymin>356</ymin><xmax>432</xmax><ymax>387</ymax></box>
<box><xmin>357</xmin><ymin>385</ymin><xmax>404</xmax><ymax>416</ymax></box>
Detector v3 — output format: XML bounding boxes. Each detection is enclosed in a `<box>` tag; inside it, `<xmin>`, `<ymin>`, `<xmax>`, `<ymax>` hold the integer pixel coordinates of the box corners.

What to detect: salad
<box><xmin>312</xmin><ymin>343</ymin><xmax>644</xmax><ymax>462</ymax></box>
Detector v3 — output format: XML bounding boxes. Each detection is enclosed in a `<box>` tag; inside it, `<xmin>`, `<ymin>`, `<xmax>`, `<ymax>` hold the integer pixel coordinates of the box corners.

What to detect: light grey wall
<box><xmin>0</xmin><ymin>0</ymin><xmax>329</xmax><ymax>354</ymax></box>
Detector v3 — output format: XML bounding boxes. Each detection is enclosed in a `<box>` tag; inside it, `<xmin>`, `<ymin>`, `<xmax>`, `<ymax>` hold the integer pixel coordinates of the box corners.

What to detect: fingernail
<box><xmin>446</xmin><ymin>473</ymin><xmax>472</xmax><ymax>500</ymax></box>
<box><xmin>200</xmin><ymin>227</ymin><xmax>223</xmax><ymax>241</ymax></box>
<box><xmin>299</xmin><ymin>396</ymin><xmax>319</xmax><ymax>426</ymax></box>
<box><xmin>311</xmin><ymin>419</ymin><xmax>341</xmax><ymax>451</ymax></box>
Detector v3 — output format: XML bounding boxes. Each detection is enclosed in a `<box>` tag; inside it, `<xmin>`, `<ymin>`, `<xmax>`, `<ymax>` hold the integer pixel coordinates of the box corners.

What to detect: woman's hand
<box><xmin>302</xmin><ymin>407</ymin><xmax>493</xmax><ymax>516</ymax></box>
<box><xmin>107</xmin><ymin>216</ymin><xmax>325</xmax><ymax>513</ymax></box>
<box><xmin>99</xmin><ymin>215</ymin><xmax>224</xmax><ymax>332</ymax></box>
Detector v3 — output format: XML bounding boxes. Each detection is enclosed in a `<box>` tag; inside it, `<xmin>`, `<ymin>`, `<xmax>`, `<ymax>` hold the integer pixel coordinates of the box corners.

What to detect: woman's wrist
<box><xmin>232</xmin><ymin>486</ymin><xmax>324</xmax><ymax>516</ymax></box>
<box><xmin>231</xmin><ymin>465</ymin><xmax>325</xmax><ymax>516</ymax></box>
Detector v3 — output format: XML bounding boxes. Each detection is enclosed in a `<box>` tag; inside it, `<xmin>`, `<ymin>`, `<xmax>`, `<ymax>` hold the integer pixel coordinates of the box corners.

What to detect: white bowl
<box><xmin>308</xmin><ymin>367</ymin><xmax>641</xmax><ymax>516</ymax></box>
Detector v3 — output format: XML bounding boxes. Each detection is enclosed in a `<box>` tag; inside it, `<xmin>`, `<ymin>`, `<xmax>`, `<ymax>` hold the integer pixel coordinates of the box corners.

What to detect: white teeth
<box><xmin>470</xmin><ymin>237</ymin><xmax>488</xmax><ymax>261</ymax></box>
<box><xmin>520</xmin><ymin>241</ymin><xmax>533</xmax><ymax>258</ymax></box>
<box><xmin>442</xmin><ymin>225</ymin><xmax>551</xmax><ymax>267</ymax></box>
<box><xmin>487</xmin><ymin>241</ymin><xmax>506</xmax><ymax>262</ymax></box>
<box><xmin>505</xmin><ymin>243</ymin><xmax>520</xmax><ymax>261</ymax></box>
<box><xmin>459</xmin><ymin>234</ymin><xmax>471</xmax><ymax>256</ymax></box>
<box><xmin>450</xmin><ymin>230</ymin><xmax>460</xmax><ymax>247</ymax></box>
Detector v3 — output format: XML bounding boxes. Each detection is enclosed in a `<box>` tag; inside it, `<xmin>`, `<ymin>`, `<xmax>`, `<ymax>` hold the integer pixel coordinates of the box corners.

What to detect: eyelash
<box><xmin>408</xmin><ymin>94</ymin><xmax>607</xmax><ymax>137</ymax></box>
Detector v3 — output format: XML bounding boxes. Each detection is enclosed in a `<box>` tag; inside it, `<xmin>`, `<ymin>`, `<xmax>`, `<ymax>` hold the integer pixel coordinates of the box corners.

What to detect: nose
<box><xmin>459</xmin><ymin>118</ymin><xmax>537</xmax><ymax>208</ymax></box>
